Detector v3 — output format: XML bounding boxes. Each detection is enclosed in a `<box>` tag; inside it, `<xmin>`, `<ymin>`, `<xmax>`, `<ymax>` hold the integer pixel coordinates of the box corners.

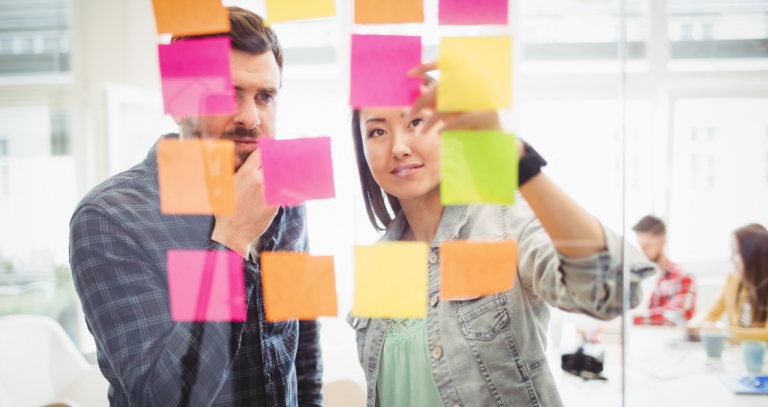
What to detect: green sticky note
<box><xmin>352</xmin><ymin>242</ymin><xmax>428</xmax><ymax>318</ymax></box>
<box><xmin>440</xmin><ymin>130</ymin><xmax>518</xmax><ymax>205</ymax></box>
<box><xmin>437</xmin><ymin>36</ymin><xmax>512</xmax><ymax>112</ymax></box>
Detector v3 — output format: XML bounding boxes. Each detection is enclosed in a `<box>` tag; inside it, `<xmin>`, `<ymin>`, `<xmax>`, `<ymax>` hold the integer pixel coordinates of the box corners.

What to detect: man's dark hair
<box><xmin>173</xmin><ymin>6</ymin><xmax>283</xmax><ymax>72</ymax></box>
<box><xmin>632</xmin><ymin>215</ymin><xmax>666</xmax><ymax>236</ymax></box>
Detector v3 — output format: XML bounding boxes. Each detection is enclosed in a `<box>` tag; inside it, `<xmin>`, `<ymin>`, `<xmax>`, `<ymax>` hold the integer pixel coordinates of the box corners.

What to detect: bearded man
<box><xmin>69</xmin><ymin>8</ymin><xmax>321</xmax><ymax>406</ymax></box>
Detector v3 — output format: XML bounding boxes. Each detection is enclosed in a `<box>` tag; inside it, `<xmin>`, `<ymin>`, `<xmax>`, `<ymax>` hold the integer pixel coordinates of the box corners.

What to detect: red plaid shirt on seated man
<box><xmin>634</xmin><ymin>261</ymin><xmax>696</xmax><ymax>325</ymax></box>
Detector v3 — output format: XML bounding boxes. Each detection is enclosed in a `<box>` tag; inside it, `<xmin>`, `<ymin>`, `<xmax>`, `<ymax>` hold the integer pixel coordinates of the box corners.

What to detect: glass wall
<box><xmin>0</xmin><ymin>0</ymin><xmax>766</xmax><ymax>406</ymax></box>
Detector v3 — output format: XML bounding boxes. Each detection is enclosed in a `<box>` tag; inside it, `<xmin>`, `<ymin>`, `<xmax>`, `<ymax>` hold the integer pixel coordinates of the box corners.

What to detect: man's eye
<box><xmin>257</xmin><ymin>94</ymin><xmax>273</xmax><ymax>103</ymax></box>
<box><xmin>368</xmin><ymin>128</ymin><xmax>386</xmax><ymax>138</ymax></box>
<box><xmin>408</xmin><ymin>118</ymin><xmax>424</xmax><ymax>128</ymax></box>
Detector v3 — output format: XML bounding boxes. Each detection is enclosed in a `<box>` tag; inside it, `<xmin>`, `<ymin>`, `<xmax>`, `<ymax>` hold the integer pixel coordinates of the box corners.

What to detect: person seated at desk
<box><xmin>632</xmin><ymin>215</ymin><xmax>696</xmax><ymax>326</ymax></box>
<box><xmin>689</xmin><ymin>223</ymin><xmax>768</xmax><ymax>342</ymax></box>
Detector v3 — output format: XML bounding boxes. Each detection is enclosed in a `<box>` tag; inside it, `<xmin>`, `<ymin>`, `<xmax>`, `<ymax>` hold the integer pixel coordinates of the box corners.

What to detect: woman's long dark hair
<box><xmin>351</xmin><ymin>110</ymin><xmax>402</xmax><ymax>232</ymax></box>
<box><xmin>351</xmin><ymin>75</ymin><xmax>434</xmax><ymax>232</ymax></box>
<box><xmin>734</xmin><ymin>223</ymin><xmax>768</xmax><ymax>326</ymax></box>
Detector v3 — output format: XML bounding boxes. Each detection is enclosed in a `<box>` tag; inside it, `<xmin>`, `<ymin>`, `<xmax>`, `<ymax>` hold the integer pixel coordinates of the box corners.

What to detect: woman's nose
<box><xmin>391</xmin><ymin>132</ymin><xmax>412</xmax><ymax>159</ymax></box>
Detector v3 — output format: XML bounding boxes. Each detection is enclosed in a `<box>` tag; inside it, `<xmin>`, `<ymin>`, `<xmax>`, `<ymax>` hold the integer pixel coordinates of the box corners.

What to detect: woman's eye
<box><xmin>368</xmin><ymin>128</ymin><xmax>386</xmax><ymax>138</ymax></box>
<box><xmin>257</xmin><ymin>94</ymin><xmax>273</xmax><ymax>103</ymax></box>
<box><xmin>408</xmin><ymin>117</ymin><xmax>424</xmax><ymax>128</ymax></box>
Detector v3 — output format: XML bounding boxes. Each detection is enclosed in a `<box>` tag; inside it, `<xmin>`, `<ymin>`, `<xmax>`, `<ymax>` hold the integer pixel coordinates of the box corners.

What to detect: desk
<box><xmin>549</xmin><ymin>325</ymin><xmax>767</xmax><ymax>407</ymax></box>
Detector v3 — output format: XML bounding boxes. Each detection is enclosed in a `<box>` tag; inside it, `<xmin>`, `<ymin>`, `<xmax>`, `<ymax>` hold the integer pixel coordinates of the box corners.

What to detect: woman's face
<box><xmin>359</xmin><ymin>107</ymin><xmax>442</xmax><ymax>201</ymax></box>
<box><xmin>731</xmin><ymin>235</ymin><xmax>745</xmax><ymax>276</ymax></box>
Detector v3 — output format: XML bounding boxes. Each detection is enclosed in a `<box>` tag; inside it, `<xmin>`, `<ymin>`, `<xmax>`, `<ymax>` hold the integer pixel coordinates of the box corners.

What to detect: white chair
<box><xmin>0</xmin><ymin>315</ymin><xmax>108</xmax><ymax>407</ymax></box>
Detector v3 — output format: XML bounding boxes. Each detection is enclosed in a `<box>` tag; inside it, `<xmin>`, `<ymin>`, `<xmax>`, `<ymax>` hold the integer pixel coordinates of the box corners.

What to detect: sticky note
<box><xmin>354</xmin><ymin>0</ymin><xmax>424</xmax><ymax>24</ymax></box>
<box><xmin>152</xmin><ymin>0</ymin><xmax>230</xmax><ymax>36</ymax></box>
<box><xmin>352</xmin><ymin>242</ymin><xmax>428</xmax><ymax>318</ymax></box>
<box><xmin>438</xmin><ymin>0</ymin><xmax>508</xmax><ymax>25</ymax></box>
<box><xmin>350</xmin><ymin>35</ymin><xmax>422</xmax><ymax>108</ymax></box>
<box><xmin>440</xmin><ymin>130</ymin><xmax>517</xmax><ymax>205</ymax></box>
<box><xmin>440</xmin><ymin>240</ymin><xmax>517</xmax><ymax>300</ymax></box>
<box><xmin>261</xmin><ymin>252</ymin><xmax>337</xmax><ymax>321</ymax></box>
<box><xmin>266</xmin><ymin>0</ymin><xmax>336</xmax><ymax>23</ymax></box>
<box><xmin>158</xmin><ymin>37</ymin><xmax>236</xmax><ymax>116</ymax></box>
<box><xmin>437</xmin><ymin>36</ymin><xmax>512</xmax><ymax>112</ymax></box>
<box><xmin>157</xmin><ymin>139</ymin><xmax>236</xmax><ymax>214</ymax></box>
<box><xmin>260</xmin><ymin>137</ymin><xmax>335</xmax><ymax>206</ymax></box>
<box><xmin>167</xmin><ymin>250</ymin><xmax>245</xmax><ymax>321</ymax></box>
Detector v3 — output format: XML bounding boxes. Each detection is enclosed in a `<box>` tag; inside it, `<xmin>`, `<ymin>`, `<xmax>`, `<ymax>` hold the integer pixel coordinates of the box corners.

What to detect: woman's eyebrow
<box><xmin>364</xmin><ymin>118</ymin><xmax>386</xmax><ymax>125</ymax></box>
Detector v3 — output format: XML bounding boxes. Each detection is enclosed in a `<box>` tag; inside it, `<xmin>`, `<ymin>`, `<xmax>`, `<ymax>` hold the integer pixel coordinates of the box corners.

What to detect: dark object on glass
<box><xmin>561</xmin><ymin>342</ymin><xmax>607</xmax><ymax>381</ymax></box>
<box><xmin>519</xmin><ymin>142</ymin><xmax>548</xmax><ymax>186</ymax></box>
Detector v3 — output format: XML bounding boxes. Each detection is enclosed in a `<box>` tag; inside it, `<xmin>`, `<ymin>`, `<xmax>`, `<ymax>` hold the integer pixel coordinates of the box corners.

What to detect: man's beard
<box><xmin>180</xmin><ymin>118</ymin><xmax>264</xmax><ymax>171</ymax></box>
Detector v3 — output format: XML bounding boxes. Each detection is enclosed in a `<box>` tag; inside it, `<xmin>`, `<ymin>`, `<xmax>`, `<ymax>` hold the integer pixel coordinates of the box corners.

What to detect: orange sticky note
<box><xmin>354</xmin><ymin>0</ymin><xmax>424</xmax><ymax>24</ymax></box>
<box><xmin>261</xmin><ymin>252</ymin><xmax>338</xmax><ymax>321</ymax></box>
<box><xmin>152</xmin><ymin>0</ymin><xmax>230</xmax><ymax>36</ymax></box>
<box><xmin>157</xmin><ymin>139</ymin><xmax>236</xmax><ymax>215</ymax></box>
<box><xmin>440</xmin><ymin>240</ymin><xmax>518</xmax><ymax>300</ymax></box>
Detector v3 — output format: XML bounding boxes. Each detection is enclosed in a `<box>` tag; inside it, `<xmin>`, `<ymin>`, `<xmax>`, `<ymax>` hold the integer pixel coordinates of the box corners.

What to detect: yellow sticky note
<box><xmin>265</xmin><ymin>0</ymin><xmax>336</xmax><ymax>23</ymax></box>
<box><xmin>437</xmin><ymin>36</ymin><xmax>512</xmax><ymax>112</ymax></box>
<box><xmin>353</xmin><ymin>242</ymin><xmax>428</xmax><ymax>318</ymax></box>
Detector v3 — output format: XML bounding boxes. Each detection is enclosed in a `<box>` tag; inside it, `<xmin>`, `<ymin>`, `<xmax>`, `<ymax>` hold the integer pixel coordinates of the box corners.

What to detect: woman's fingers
<box><xmin>408</xmin><ymin>62</ymin><xmax>438</xmax><ymax>78</ymax></box>
<box><xmin>418</xmin><ymin>112</ymin><xmax>460</xmax><ymax>135</ymax></box>
<box><xmin>440</xmin><ymin>111</ymin><xmax>502</xmax><ymax>132</ymax></box>
<box><xmin>406</xmin><ymin>84</ymin><xmax>437</xmax><ymax>121</ymax></box>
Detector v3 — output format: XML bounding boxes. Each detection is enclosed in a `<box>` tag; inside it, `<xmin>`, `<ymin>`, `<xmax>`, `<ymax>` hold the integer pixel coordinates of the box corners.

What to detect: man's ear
<box><xmin>172</xmin><ymin>116</ymin><xmax>182</xmax><ymax>125</ymax></box>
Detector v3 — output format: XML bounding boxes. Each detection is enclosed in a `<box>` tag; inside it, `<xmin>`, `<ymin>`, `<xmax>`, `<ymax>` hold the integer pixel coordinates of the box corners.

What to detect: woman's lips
<box><xmin>391</xmin><ymin>164</ymin><xmax>424</xmax><ymax>178</ymax></box>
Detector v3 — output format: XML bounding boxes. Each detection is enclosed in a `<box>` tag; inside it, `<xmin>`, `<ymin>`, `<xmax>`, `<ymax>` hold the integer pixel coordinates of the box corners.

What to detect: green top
<box><xmin>376</xmin><ymin>318</ymin><xmax>443</xmax><ymax>407</ymax></box>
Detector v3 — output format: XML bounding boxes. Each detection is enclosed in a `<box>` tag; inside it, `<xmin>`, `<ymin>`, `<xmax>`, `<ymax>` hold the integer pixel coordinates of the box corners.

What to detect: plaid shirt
<box><xmin>634</xmin><ymin>261</ymin><xmax>696</xmax><ymax>326</ymax></box>
<box><xmin>69</xmin><ymin>134</ymin><xmax>322</xmax><ymax>407</ymax></box>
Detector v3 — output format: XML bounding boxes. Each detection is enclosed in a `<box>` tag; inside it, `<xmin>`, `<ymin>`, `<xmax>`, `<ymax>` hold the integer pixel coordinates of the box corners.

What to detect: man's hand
<box><xmin>211</xmin><ymin>148</ymin><xmax>279</xmax><ymax>258</ymax></box>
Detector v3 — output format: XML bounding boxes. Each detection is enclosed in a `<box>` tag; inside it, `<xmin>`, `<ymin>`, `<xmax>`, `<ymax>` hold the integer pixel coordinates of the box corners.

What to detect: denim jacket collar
<box><xmin>382</xmin><ymin>204</ymin><xmax>473</xmax><ymax>247</ymax></box>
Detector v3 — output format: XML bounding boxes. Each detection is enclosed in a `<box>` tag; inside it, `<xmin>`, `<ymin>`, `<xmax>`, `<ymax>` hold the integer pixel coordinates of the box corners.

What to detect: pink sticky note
<box><xmin>158</xmin><ymin>37</ymin><xmax>236</xmax><ymax>116</ymax></box>
<box><xmin>167</xmin><ymin>250</ymin><xmax>246</xmax><ymax>321</ymax></box>
<box><xmin>260</xmin><ymin>137</ymin><xmax>335</xmax><ymax>207</ymax></box>
<box><xmin>350</xmin><ymin>35</ymin><xmax>422</xmax><ymax>108</ymax></box>
<box><xmin>438</xmin><ymin>0</ymin><xmax>508</xmax><ymax>25</ymax></box>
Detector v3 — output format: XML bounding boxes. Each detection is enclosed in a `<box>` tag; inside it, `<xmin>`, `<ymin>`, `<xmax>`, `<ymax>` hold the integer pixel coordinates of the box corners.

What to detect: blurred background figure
<box><xmin>689</xmin><ymin>223</ymin><xmax>768</xmax><ymax>343</ymax></box>
<box><xmin>632</xmin><ymin>215</ymin><xmax>696</xmax><ymax>326</ymax></box>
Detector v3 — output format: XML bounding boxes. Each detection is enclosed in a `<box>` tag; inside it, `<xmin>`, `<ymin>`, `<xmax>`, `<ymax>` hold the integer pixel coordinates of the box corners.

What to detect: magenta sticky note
<box><xmin>260</xmin><ymin>137</ymin><xmax>335</xmax><ymax>207</ymax></box>
<box><xmin>350</xmin><ymin>35</ymin><xmax>422</xmax><ymax>108</ymax></box>
<box><xmin>167</xmin><ymin>250</ymin><xmax>245</xmax><ymax>321</ymax></box>
<box><xmin>158</xmin><ymin>37</ymin><xmax>236</xmax><ymax>116</ymax></box>
<box><xmin>438</xmin><ymin>0</ymin><xmax>508</xmax><ymax>25</ymax></box>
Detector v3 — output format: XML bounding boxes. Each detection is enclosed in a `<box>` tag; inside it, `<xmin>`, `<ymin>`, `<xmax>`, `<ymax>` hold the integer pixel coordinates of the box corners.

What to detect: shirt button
<box><xmin>430</xmin><ymin>296</ymin><xmax>439</xmax><ymax>307</ymax></box>
<box><xmin>432</xmin><ymin>347</ymin><xmax>442</xmax><ymax>359</ymax></box>
<box><xmin>428</xmin><ymin>253</ymin><xmax>438</xmax><ymax>264</ymax></box>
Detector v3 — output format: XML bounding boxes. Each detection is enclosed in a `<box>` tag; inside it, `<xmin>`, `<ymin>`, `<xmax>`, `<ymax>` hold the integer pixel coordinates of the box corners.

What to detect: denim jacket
<box><xmin>347</xmin><ymin>196</ymin><xmax>656</xmax><ymax>407</ymax></box>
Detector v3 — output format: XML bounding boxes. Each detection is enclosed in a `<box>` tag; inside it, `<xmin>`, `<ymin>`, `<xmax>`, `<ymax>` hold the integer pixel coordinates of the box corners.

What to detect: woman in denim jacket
<box><xmin>347</xmin><ymin>63</ymin><xmax>656</xmax><ymax>407</ymax></box>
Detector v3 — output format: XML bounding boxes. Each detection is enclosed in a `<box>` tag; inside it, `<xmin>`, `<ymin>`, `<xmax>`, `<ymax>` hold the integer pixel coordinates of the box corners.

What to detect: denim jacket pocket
<box><xmin>346</xmin><ymin>313</ymin><xmax>370</xmax><ymax>367</ymax></box>
<box><xmin>452</xmin><ymin>294</ymin><xmax>511</xmax><ymax>341</ymax></box>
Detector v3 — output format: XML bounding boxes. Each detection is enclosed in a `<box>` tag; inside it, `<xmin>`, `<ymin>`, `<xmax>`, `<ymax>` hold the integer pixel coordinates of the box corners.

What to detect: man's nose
<box><xmin>234</xmin><ymin>98</ymin><xmax>261</xmax><ymax>130</ymax></box>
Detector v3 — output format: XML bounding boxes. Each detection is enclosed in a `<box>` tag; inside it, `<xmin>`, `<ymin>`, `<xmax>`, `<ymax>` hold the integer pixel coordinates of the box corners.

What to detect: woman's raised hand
<box><xmin>405</xmin><ymin>62</ymin><xmax>503</xmax><ymax>134</ymax></box>
<box><xmin>405</xmin><ymin>62</ymin><xmax>522</xmax><ymax>158</ymax></box>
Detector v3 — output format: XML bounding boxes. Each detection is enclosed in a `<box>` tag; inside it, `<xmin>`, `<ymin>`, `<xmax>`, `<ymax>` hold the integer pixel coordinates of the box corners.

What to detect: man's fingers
<box><xmin>408</xmin><ymin>61</ymin><xmax>438</xmax><ymax>78</ymax></box>
<box><xmin>240</xmin><ymin>146</ymin><xmax>263</xmax><ymax>173</ymax></box>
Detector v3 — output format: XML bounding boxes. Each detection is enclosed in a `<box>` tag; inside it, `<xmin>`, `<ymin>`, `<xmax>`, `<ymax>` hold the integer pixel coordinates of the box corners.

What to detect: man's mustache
<box><xmin>191</xmin><ymin>127</ymin><xmax>264</xmax><ymax>140</ymax></box>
